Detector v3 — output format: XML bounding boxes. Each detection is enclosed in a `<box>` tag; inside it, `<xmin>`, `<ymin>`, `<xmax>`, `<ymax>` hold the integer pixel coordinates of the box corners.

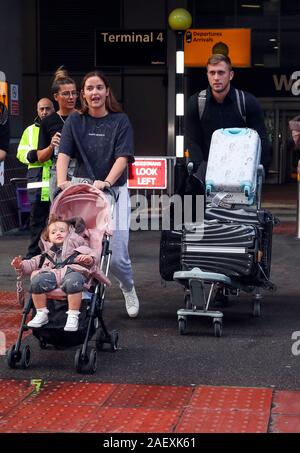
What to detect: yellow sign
<box><xmin>0</xmin><ymin>81</ymin><xmax>8</xmax><ymax>108</ymax></box>
<box><xmin>184</xmin><ymin>29</ymin><xmax>251</xmax><ymax>68</ymax></box>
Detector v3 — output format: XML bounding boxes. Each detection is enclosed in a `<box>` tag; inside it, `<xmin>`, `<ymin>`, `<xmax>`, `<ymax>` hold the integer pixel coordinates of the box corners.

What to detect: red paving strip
<box><xmin>0</xmin><ymin>380</ymin><xmax>275</xmax><ymax>433</ymax></box>
<box><xmin>175</xmin><ymin>386</ymin><xmax>272</xmax><ymax>433</ymax></box>
<box><xmin>0</xmin><ymin>379</ymin><xmax>34</xmax><ymax>416</ymax></box>
<box><xmin>270</xmin><ymin>391</ymin><xmax>300</xmax><ymax>433</ymax></box>
<box><xmin>103</xmin><ymin>383</ymin><xmax>193</xmax><ymax>409</ymax></box>
<box><xmin>82</xmin><ymin>407</ymin><xmax>182</xmax><ymax>433</ymax></box>
<box><xmin>175</xmin><ymin>407</ymin><xmax>270</xmax><ymax>433</ymax></box>
<box><xmin>27</xmin><ymin>381</ymin><xmax>116</xmax><ymax>406</ymax></box>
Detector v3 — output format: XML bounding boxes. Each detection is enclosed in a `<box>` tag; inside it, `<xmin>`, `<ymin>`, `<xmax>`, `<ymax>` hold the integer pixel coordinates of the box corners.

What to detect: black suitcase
<box><xmin>181</xmin><ymin>208</ymin><xmax>274</xmax><ymax>287</ymax></box>
<box><xmin>159</xmin><ymin>229</ymin><xmax>182</xmax><ymax>281</ymax></box>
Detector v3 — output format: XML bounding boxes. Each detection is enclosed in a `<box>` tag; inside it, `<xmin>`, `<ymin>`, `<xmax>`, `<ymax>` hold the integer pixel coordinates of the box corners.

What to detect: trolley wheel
<box><xmin>253</xmin><ymin>300</ymin><xmax>261</xmax><ymax>317</ymax></box>
<box><xmin>213</xmin><ymin>320</ymin><xmax>222</xmax><ymax>337</ymax></box>
<box><xmin>95</xmin><ymin>328</ymin><xmax>106</xmax><ymax>351</ymax></box>
<box><xmin>39</xmin><ymin>338</ymin><xmax>47</xmax><ymax>349</ymax></box>
<box><xmin>74</xmin><ymin>347</ymin><xmax>85</xmax><ymax>373</ymax></box>
<box><xmin>87</xmin><ymin>348</ymin><xmax>97</xmax><ymax>374</ymax></box>
<box><xmin>109</xmin><ymin>330</ymin><xmax>119</xmax><ymax>352</ymax></box>
<box><xmin>7</xmin><ymin>344</ymin><xmax>18</xmax><ymax>369</ymax></box>
<box><xmin>178</xmin><ymin>318</ymin><xmax>187</xmax><ymax>335</ymax></box>
<box><xmin>20</xmin><ymin>345</ymin><xmax>31</xmax><ymax>369</ymax></box>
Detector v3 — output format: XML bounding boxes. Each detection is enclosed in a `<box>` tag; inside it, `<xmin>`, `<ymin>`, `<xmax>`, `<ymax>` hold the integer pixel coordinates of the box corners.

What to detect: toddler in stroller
<box><xmin>7</xmin><ymin>184</ymin><xmax>117</xmax><ymax>373</ymax></box>
<box><xmin>11</xmin><ymin>214</ymin><xmax>110</xmax><ymax>332</ymax></box>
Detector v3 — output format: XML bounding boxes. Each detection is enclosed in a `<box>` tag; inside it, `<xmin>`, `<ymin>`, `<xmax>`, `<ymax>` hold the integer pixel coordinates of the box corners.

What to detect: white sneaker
<box><xmin>27</xmin><ymin>310</ymin><xmax>49</xmax><ymax>328</ymax></box>
<box><xmin>122</xmin><ymin>286</ymin><xmax>139</xmax><ymax>318</ymax></box>
<box><xmin>64</xmin><ymin>311</ymin><xmax>79</xmax><ymax>332</ymax></box>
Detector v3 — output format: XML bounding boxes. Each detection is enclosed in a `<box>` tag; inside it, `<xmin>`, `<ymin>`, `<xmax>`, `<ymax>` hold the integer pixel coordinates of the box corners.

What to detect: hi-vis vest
<box><xmin>17</xmin><ymin>123</ymin><xmax>52</xmax><ymax>202</ymax></box>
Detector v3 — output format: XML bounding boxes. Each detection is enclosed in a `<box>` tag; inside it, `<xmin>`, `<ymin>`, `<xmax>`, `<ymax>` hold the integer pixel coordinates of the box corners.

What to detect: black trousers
<box><xmin>26</xmin><ymin>200</ymin><xmax>50</xmax><ymax>259</ymax></box>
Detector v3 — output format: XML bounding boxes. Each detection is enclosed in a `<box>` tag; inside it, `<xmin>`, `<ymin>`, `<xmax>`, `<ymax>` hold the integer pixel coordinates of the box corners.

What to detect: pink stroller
<box><xmin>7</xmin><ymin>184</ymin><xmax>118</xmax><ymax>374</ymax></box>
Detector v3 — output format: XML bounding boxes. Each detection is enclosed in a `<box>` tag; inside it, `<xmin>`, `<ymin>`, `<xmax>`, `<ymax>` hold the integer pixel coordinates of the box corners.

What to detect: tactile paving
<box><xmin>0</xmin><ymin>402</ymin><xmax>100</xmax><ymax>433</ymax></box>
<box><xmin>104</xmin><ymin>383</ymin><xmax>193</xmax><ymax>409</ymax></box>
<box><xmin>188</xmin><ymin>386</ymin><xmax>272</xmax><ymax>412</ymax></box>
<box><xmin>0</xmin><ymin>291</ymin><xmax>30</xmax><ymax>349</ymax></box>
<box><xmin>81</xmin><ymin>406</ymin><xmax>181</xmax><ymax>433</ymax></box>
<box><xmin>272</xmin><ymin>390</ymin><xmax>300</xmax><ymax>414</ymax></box>
<box><xmin>175</xmin><ymin>407</ymin><xmax>270</xmax><ymax>433</ymax></box>
<box><xmin>29</xmin><ymin>381</ymin><xmax>116</xmax><ymax>406</ymax></box>
<box><xmin>0</xmin><ymin>379</ymin><xmax>34</xmax><ymax>416</ymax></box>
<box><xmin>0</xmin><ymin>312</ymin><xmax>23</xmax><ymax>329</ymax></box>
<box><xmin>270</xmin><ymin>414</ymin><xmax>300</xmax><ymax>433</ymax></box>
<box><xmin>0</xmin><ymin>291</ymin><xmax>19</xmax><ymax>306</ymax></box>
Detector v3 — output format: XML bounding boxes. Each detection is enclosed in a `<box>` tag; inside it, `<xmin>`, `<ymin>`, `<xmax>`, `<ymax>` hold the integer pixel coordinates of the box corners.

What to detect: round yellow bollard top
<box><xmin>168</xmin><ymin>8</ymin><xmax>192</xmax><ymax>31</ymax></box>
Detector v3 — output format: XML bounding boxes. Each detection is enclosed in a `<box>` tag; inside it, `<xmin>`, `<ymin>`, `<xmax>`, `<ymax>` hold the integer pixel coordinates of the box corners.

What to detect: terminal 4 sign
<box><xmin>95</xmin><ymin>29</ymin><xmax>166</xmax><ymax>67</ymax></box>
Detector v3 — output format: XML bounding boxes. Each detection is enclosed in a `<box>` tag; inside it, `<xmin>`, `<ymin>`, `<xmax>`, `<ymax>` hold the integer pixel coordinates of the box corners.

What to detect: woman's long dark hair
<box><xmin>80</xmin><ymin>70</ymin><xmax>122</xmax><ymax>114</ymax></box>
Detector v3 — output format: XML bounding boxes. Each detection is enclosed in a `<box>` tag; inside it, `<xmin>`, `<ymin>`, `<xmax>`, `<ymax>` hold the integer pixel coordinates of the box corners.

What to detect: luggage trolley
<box><xmin>173</xmin><ymin>128</ymin><xmax>276</xmax><ymax>337</ymax></box>
<box><xmin>10</xmin><ymin>178</ymin><xmax>31</xmax><ymax>230</ymax></box>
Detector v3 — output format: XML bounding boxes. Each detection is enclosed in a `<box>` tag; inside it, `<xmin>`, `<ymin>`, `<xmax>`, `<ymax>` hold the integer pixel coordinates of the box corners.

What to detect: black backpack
<box><xmin>197</xmin><ymin>88</ymin><xmax>246</xmax><ymax>122</ymax></box>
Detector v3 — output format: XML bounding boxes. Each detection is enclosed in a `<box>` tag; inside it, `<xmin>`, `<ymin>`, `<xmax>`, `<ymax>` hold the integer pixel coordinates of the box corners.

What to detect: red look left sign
<box><xmin>127</xmin><ymin>158</ymin><xmax>167</xmax><ymax>189</ymax></box>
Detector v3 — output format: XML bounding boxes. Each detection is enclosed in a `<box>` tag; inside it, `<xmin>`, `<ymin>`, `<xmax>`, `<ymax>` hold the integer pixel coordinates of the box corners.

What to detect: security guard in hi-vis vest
<box><xmin>17</xmin><ymin>98</ymin><xmax>54</xmax><ymax>258</ymax></box>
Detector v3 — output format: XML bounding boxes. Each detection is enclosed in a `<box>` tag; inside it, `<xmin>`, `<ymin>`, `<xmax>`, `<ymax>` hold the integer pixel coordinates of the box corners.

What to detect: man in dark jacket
<box><xmin>185</xmin><ymin>54</ymin><xmax>272</xmax><ymax>183</ymax></box>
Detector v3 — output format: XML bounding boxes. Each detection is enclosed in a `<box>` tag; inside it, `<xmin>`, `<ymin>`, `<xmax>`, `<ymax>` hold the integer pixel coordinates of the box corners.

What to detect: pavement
<box><xmin>0</xmin><ymin>183</ymin><xmax>300</xmax><ymax>440</ymax></box>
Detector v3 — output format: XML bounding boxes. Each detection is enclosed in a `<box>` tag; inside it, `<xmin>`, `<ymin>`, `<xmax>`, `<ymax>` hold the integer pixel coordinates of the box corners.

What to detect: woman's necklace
<box><xmin>57</xmin><ymin>113</ymin><xmax>65</xmax><ymax>124</ymax></box>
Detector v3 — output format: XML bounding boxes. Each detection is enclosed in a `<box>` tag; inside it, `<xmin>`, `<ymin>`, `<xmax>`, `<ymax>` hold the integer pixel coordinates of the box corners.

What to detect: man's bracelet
<box><xmin>104</xmin><ymin>180</ymin><xmax>111</xmax><ymax>187</ymax></box>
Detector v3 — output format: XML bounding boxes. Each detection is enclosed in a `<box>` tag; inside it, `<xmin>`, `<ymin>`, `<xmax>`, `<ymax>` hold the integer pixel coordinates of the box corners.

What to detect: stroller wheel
<box><xmin>87</xmin><ymin>348</ymin><xmax>97</xmax><ymax>374</ymax></box>
<box><xmin>74</xmin><ymin>347</ymin><xmax>85</xmax><ymax>373</ymax></box>
<box><xmin>20</xmin><ymin>345</ymin><xmax>31</xmax><ymax>369</ymax></box>
<box><xmin>178</xmin><ymin>318</ymin><xmax>187</xmax><ymax>335</ymax></box>
<box><xmin>109</xmin><ymin>330</ymin><xmax>119</xmax><ymax>352</ymax></box>
<box><xmin>7</xmin><ymin>344</ymin><xmax>18</xmax><ymax>368</ymax></box>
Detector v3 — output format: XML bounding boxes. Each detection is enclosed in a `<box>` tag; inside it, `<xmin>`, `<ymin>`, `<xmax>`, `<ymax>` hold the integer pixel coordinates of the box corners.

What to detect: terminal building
<box><xmin>0</xmin><ymin>0</ymin><xmax>299</xmax><ymax>231</ymax></box>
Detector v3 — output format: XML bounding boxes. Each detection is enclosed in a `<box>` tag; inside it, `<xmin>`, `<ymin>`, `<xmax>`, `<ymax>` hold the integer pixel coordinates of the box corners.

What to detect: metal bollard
<box><xmin>297</xmin><ymin>159</ymin><xmax>300</xmax><ymax>239</ymax></box>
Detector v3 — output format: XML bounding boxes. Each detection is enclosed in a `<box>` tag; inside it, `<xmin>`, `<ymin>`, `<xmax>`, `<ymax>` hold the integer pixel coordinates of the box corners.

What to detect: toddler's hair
<box><xmin>41</xmin><ymin>214</ymin><xmax>71</xmax><ymax>241</ymax></box>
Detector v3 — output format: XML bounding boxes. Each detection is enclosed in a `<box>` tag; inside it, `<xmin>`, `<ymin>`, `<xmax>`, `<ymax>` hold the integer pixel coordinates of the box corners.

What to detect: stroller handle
<box><xmin>105</xmin><ymin>187</ymin><xmax>119</xmax><ymax>203</ymax></box>
<box><xmin>52</xmin><ymin>184</ymin><xmax>119</xmax><ymax>203</ymax></box>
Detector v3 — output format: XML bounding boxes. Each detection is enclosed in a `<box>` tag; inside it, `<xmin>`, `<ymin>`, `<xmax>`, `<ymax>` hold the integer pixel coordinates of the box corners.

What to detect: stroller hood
<box><xmin>50</xmin><ymin>184</ymin><xmax>112</xmax><ymax>233</ymax></box>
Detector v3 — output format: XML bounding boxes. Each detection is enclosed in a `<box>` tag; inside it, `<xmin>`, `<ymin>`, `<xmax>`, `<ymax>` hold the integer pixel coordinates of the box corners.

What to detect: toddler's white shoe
<box><xmin>122</xmin><ymin>286</ymin><xmax>139</xmax><ymax>318</ymax></box>
<box><xmin>64</xmin><ymin>311</ymin><xmax>79</xmax><ymax>332</ymax></box>
<box><xmin>27</xmin><ymin>310</ymin><xmax>49</xmax><ymax>328</ymax></box>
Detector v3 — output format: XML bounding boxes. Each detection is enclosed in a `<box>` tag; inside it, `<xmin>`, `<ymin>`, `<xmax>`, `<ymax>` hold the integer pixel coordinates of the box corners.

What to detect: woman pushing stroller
<box><xmin>11</xmin><ymin>214</ymin><xmax>110</xmax><ymax>332</ymax></box>
<box><xmin>56</xmin><ymin>70</ymin><xmax>140</xmax><ymax>318</ymax></box>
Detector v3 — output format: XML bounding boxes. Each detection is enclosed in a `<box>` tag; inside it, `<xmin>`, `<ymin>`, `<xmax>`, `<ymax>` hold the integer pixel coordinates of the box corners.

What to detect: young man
<box><xmin>185</xmin><ymin>54</ymin><xmax>272</xmax><ymax>181</ymax></box>
<box><xmin>17</xmin><ymin>98</ymin><xmax>54</xmax><ymax>258</ymax></box>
